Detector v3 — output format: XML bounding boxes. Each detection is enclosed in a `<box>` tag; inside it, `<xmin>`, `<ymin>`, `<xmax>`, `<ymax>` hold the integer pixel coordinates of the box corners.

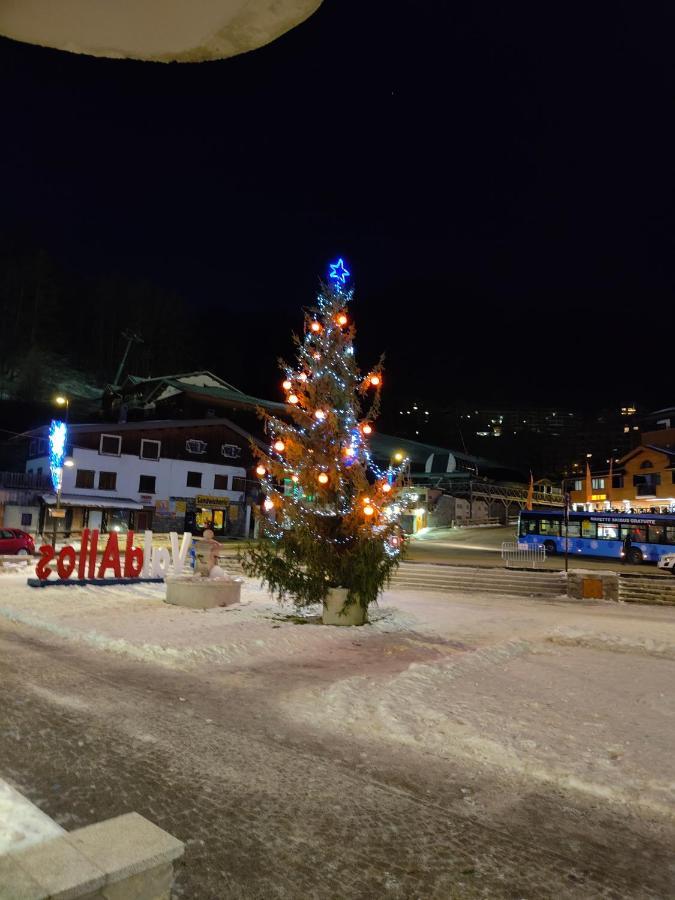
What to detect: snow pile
<box><xmin>0</xmin><ymin>778</ymin><xmax>64</xmax><ymax>854</ymax></box>
<box><xmin>0</xmin><ymin>575</ymin><xmax>417</xmax><ymax>670</ymax></box>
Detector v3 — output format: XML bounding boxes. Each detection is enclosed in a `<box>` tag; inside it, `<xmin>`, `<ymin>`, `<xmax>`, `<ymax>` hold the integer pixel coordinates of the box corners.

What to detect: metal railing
<box><xmin>0</xmin><ymin>471</ymin><xmax>52</xmax><ymax>490</ymax></box>
<box><xmin>501</xmin><ymin>541</ymin><xmax>547</xmax><ymax>568</ymax></box>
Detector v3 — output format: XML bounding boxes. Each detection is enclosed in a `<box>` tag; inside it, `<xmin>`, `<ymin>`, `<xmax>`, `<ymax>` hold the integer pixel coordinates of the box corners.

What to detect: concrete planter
<box><xmin>165</xmin><ymin>576</ymin><xmax>242</xmax><ymax>609</ymax></box>
<box><xmin>322</xmin><ymin>587</ymin><xmax>367</xmax><ymax>626</ymax></box>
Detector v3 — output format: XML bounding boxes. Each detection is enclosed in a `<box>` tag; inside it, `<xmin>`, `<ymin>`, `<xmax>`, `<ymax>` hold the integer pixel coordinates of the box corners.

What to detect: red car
<box><xmin>0</xmin><ymin>528</ymin><xmax>35</xmax><ymax>555</ymax></box>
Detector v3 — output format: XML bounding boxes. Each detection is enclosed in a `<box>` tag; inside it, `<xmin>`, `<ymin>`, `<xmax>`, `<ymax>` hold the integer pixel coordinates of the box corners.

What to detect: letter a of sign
<box><xmin>97</xmin><ymin>532</ymin><xmax>122</xmax><ymax>578</ymax></box>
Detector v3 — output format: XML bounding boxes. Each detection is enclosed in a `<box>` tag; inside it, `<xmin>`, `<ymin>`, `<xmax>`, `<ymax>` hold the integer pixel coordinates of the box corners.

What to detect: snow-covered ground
<box><xmin>2</xmin><ymin>573</ymin><xmax>675</xmax><ymax>835</ymax></box>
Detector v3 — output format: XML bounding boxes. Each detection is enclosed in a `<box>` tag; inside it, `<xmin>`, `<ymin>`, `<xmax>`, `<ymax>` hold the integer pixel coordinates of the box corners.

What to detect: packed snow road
<box><xmin>0</xmin><ymin>575</ymin><xmax>674</xmax><ymax>898</ymax></box>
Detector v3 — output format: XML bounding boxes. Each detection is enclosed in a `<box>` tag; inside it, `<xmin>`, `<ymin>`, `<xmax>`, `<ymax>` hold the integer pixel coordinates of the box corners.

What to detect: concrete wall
<box><xmin>428</xmin><ymin>494</ymin><xmax>490</xmax><ymax>526</ymax></box>
<box><xmin>1</xmin><ymin>504</ymin><xmax>40</xmax><ymax>533</ymax></box>
<box><xmin>0</xmin><ymin>811</ymin><xmax>183</xmax><ymax>899</ymax></box>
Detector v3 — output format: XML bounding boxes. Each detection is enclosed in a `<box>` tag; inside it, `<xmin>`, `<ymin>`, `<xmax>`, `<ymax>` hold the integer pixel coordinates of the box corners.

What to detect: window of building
<box><xmin>75</xmin><ymin>469</ymin><xmax>95</xmax><ymax>489</ymax></box>
<box><xmin>99</xmin><ymin>434</ymin><xmax>122</xmax><ymax>456</ymax></box>
<box><xmin>221</xmin><ymin>444</ymin><xmax>242</xmax><ymax>459</ymax></box>
<box><xmin>214</xmin><ymin>474</ymin><xmax>229</xmax><ymax>490</ymax></box>
<box><xmin>639</xmin><ymin>460</ymin><xmax>654</xmax><ymax>469</ymax></box>
<box><xmin>572</xmin><ymin>479</ymin><xmax>583</xmax><ymax>492</ymax></box>
<box><xmin>138</xmin><ymin>475</ymin><xmax>156</xmax><ymax>493</ymax></box>
<box><xmin>140</xmin><ymin>439</ymin><xmax>161</xmax><ymax>460</ymax></box>
<box><xmin>98</xmin><ymin>471</ymin><xmax>117</xmax><ymax>491</ymax></box>
<box><xmin>231</xmin><ymin>476</ymin><xmax>247</xmax><ymax>493</ymax></box>
<box><xmin>21</xmin><ymin>513</ymin><xmax>32</xmax><ymax>527</ymax></box>
<box><xmin>612</xmin><ymin>474</ymin><xmax>624</xmax><ymax>488</ymax></box>
<box><xmin>186</xmin><ymin>439</ymin><xmax>207</xmax><ymax>454</ymax></box>
<box><xmin>186</xmin><ymin>471</ymin><xmax>202</xmax><ymax>488</ymax></box>
<box><xmin>591</xmin><ymin>477</ymin><xmax>605</xmax><ymax>490</ymax></box>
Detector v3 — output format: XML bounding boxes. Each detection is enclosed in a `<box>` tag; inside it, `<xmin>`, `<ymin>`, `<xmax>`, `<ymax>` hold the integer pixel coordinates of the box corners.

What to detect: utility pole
<box><xmin>113</xmin><ymin>330</ymin><xmax>144</xmax><ymax>387</ymax></box>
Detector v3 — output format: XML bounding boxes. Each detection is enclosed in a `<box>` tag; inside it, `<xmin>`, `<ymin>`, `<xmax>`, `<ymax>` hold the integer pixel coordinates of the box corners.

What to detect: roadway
<box><xmin>404</xmin><ymin>525</ymin><xmax>669</xmax><ymax>575</ymax></box>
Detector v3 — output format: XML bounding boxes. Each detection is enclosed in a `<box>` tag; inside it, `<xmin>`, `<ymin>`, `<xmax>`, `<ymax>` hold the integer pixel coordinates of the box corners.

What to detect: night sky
<box><xmin>2</xmin><ymin>1</ymin><xmax>674</xmax><ymax>417</ymax></box>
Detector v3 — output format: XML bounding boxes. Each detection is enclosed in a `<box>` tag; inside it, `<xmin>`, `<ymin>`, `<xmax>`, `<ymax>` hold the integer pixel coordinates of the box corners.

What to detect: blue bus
<box><xmin>518</xmin><ymin>509</ymin><xmax>675</xmax><ymax>565</ymax></box>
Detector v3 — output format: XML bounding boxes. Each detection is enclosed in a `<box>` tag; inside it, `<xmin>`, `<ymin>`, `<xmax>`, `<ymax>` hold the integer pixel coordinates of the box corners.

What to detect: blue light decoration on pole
<box><xmin>329</xmin><ymin>257</ymin><xmax>350</xmax><ymax>286</ymax></box>
<box><xmin>49</xmin><ymin>419</ymin><xmax>67</xmax><ymax>493</ymax></box>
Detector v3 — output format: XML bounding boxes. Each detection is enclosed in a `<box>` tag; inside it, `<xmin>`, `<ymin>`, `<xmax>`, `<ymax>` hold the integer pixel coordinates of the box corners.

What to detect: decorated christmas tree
<box><xmin>242</xmin><ymin>259</ymin><xmax>407</xmax><ymax>624</ymax></box>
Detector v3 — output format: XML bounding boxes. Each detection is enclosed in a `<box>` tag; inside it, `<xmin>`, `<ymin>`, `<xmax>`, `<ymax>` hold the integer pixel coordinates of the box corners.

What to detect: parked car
<box><xmin>0</xmin><ymin>528</ymin><xmax>35</xmax><ymax>555</ymax></box>
<box><xmin>657</xmin><ymin>553</ymin><xmax>675</xmax><ymax>575</ymax></box>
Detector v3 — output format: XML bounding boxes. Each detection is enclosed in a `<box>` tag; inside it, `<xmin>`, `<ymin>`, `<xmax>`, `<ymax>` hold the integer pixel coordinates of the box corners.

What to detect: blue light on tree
<box><xmin>49</xmin><ymin>419</ymin><xmax>67</xmax><ymax>492</ymax></box>
<box><xmin>329</xmin><ymin>258</ymin><xmax>350</xmax><ymax>285</ymax></box>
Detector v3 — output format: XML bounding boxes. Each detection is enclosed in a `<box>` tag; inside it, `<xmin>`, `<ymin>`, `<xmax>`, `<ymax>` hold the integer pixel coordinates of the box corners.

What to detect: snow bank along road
<box><xmin>1</xmin><ymin>574</ymin><xmax>674</xmax><ymax>898</ymax></box>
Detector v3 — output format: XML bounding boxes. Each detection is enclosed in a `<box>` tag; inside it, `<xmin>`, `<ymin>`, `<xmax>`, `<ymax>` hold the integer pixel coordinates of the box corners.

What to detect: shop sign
<box><xmin>155</xmin><ymin>498</ymin><xmax>170</xmax><ymax>513</ymax></box>
<box><xmin>196</xmin><ymin>494</ymin><xmax>229</xmax><ymax>508</ymax></box>
<box><xmin>33</xmin><ymin>529</ymin><xmax>192</xmax><ymax>583</ymax></box>
<box><xmin>49</xmin><ymin>508</ymin><xmax>67</xmax><ymax>518</ymax></box>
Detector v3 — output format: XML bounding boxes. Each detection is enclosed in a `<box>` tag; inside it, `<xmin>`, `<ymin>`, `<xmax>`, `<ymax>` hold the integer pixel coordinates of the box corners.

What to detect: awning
<box><xmin>42</xmin><ymin>493</ymin><xmax>144</xmax><ymax>510</ymax></box>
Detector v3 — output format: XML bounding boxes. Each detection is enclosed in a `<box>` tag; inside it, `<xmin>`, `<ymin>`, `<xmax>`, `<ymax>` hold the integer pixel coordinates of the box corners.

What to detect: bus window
<box><xmin>521</xmin><ymin>518</ymin><xmax>538</xmax><ymax>535</ymax></box>
<box><xmin>597</xmin><ymin>523</ymin><xmax>619</xmax><ymax>540</ymax></box>
<box><xmin>648</xmin><ymin>525</ymin><xmax>666</xmax><ymax>544</ymax></box>
<box><xmin>539</xmin><ymin>519</ymin><xmax>561</xmax><ymax>536</ymax></box>
<box><xmin>581</xmin><ymin>520</ymin><xmax>596</xmax><ymax>538</ymax></box>
<box><xmin>621</xmin><ymin>525</ymin><xmax>647</xmax><ymax>542</ymax></box>
<box><xmin>648</xmin><ymin>525</ymin><xmax>675</xmax><ymax>544</ymax></box>
<box><xmin>565</xmin><ymin>521</ymin><xmax>581</xmax><ymax>537</ymax></box>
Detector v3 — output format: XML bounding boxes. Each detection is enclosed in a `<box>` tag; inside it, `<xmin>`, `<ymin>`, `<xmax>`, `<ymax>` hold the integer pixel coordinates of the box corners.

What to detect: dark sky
<box><xmin>2</xmin><ymin>1</ymin><xmax>674</xmax><ymax>415</ymax></box>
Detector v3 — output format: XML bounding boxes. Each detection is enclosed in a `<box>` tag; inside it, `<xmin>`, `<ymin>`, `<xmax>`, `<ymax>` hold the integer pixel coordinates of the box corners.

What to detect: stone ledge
<box><xmin>66</xmin><ymin>812</ymin><xmax>184</xmax><ymax>884</ymax></box>
<box><xmin>0</xmin><ymin>813</ymin><xmax>184</xmax><ymax>900</ymax></box>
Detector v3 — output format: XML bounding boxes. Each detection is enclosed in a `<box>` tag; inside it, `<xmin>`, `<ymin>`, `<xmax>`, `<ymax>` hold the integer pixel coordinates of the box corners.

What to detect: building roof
<box><xmin>16</xmin><ymin>416</ymin><xmax>266</xmax><ymax>450</ymax></box>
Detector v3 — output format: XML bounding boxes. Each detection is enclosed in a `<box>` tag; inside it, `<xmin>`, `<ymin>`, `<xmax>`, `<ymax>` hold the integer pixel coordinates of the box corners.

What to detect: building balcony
<box><xmin>0</xmin><ymin>471</ymin><xmax>52</xmax><ymax>490</ymax></box>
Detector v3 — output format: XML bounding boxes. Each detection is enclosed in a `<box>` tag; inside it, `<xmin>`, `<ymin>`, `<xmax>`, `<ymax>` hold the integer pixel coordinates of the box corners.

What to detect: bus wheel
<box><xmin>627</xmin><ymin>548</ymin><xmax>643</xmax><ymax>565</ymax></box>
<box><xmin>544</xmin><ymin>540</ymin><xmax>556</xmax><ymax>555</ymax></box>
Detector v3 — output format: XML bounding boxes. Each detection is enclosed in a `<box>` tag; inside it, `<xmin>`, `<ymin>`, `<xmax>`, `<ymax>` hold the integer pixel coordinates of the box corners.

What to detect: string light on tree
<box><xmin>244</xmin><ymin>257</ymin><xmax>408</xmax><ymax>621</ymax></box>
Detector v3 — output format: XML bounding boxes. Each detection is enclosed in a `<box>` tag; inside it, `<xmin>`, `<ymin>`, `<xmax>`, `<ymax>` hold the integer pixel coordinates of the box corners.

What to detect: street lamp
<box><xmin>55</xmin><ymin>395</ymin><xmax>70</xmax><ymax>423</ymax></box>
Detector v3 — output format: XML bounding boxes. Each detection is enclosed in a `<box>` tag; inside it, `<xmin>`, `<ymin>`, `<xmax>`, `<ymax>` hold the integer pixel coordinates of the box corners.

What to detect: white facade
<box><xmin>27</xmin><ymin>448</ymin><xmax>246</xmax><ymax>505</ymax></box>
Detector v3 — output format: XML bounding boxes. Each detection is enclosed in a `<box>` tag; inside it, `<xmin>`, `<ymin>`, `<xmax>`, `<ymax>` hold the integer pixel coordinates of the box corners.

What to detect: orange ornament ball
<box><xmin>282</xmin><ymin>379</ymin><xmax>292</xmax><ymax>391</ymax></box>
<box><xmin>362</xmin><ymin>423</ymin><xmax>372</xmax><ymax>435</ymax></box>
<box><xmin>318</xmin><ymin>472</ymin><xmax>329</xmax><ymax>484</ymax></box>
<box><xmin>310</xmin><ymin>321</ymin><xmax>322</xmax><ymax>333</ymax></box>
<box><xmin>298</xmin><ymin>372</ymin><xmax>308</xmax><ymax>382</ymax></box>
<box><xmin>256</xmin><ymin>464</ymin><xmax>266</xmax><ymax>476</ymax></box>
<box><xmin>337</xmin><ymin>313</ymin><xmax>348</xmax><ymax>326</ymax></box>
<box><xmin>370</xmin><ymin>375</ymin><xmax>381</xmax><ymax>387</ymax></box>
<box><xmin>288</xmin><ymin>394</ymin><xmax>299</xmax><ymax>405</ymax></box>
<box><xmin>364</xmin><ymin>505</ymin><xmax>375</xmax><ymax>517</ymax></box>
<box><xmin>273</xmin><ymin>440</ymin><xmax>285</xmax><ymax>452</ymax></box>
<box><xmin>382</xmin><ymin>483</ymin><xmax>392</xmax><ymax>493</ymax></box>
<box><xmin>291</xmin><ymin>474</ymin><xmax>299</xmax><ymax>483</ymax></box>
